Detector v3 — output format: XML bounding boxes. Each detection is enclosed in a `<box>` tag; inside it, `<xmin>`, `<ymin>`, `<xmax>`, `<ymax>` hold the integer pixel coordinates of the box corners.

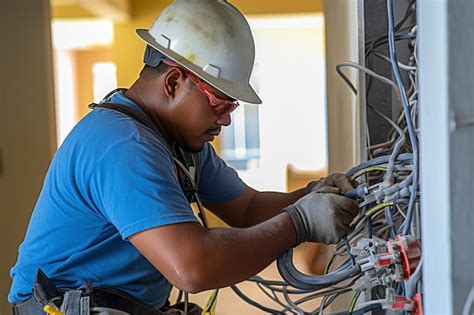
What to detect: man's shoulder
<box><xmin>55</xmin><ymin>108</ymin><xmax>173</xmax><ymax>173</ymax></box>
<box><xmin>68</xmin><ymin>108</ymin><xmax>170</xmax><ymax>153</ymax></box>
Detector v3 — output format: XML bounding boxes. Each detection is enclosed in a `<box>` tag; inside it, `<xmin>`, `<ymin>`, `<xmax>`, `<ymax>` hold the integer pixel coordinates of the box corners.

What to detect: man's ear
<box><xmin>163</xmin><ymin>68</ymin><xmax>187</xmax><ymax>99</ymax></box>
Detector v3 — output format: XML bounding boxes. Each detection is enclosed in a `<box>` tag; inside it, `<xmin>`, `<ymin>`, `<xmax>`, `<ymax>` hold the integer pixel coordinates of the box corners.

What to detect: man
<box><xmin>9</xmin><ymin>0</ymin><xmax>359</xmax><ymax>314</ymax></box>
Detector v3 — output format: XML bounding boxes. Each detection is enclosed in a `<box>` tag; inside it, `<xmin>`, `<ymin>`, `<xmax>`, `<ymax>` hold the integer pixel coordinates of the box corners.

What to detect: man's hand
<box><xmin>283</xmin><ymin>192</ymin><xmax>359</xmax><ymax>245</ymax></box>
<box><xmin>306</xmin><ymin>173</ymin><xmax>357</xmax><ymax>195</ymax></box>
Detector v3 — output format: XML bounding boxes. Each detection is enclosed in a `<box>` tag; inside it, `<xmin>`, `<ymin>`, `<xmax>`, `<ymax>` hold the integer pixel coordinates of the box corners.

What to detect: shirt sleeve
<box><xmin>90</xmin><ymin>137</ymin><xmax>199</xmax><ymax>239</ymax></box>
<box><xmin>197</xmin><ymin>143</ymin><xmax>246</xmax><ymax>204</ymax></box>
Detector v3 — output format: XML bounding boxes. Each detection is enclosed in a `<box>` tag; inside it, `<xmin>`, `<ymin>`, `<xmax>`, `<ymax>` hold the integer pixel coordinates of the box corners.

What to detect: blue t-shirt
<box><xmin>9</xmin><ymin>91</ymin><xmax>245</xmax><ymax>308</ymax></box>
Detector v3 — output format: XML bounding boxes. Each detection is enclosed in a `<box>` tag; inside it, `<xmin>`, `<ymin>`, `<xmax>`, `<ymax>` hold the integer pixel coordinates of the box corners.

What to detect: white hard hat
<box><xmin>136</xmin><ymin>0</ymin><xmax>261</xmax><ymax>104</ymax></box>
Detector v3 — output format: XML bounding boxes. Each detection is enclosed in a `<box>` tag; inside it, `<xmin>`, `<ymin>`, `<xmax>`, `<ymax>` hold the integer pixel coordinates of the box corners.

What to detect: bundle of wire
<box><xmin>230</xmin><ymin>0</ymin><xmax>422</xmax><ymax>313</ymax></box>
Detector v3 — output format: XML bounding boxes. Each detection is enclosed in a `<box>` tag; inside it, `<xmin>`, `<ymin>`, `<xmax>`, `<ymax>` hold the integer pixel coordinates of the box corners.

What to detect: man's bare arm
<box><xmin>203</xmin><ymin>186</ymin><xmax>306</xmax><ymax>228</ymax></box>
<box><xmin>129</xmin><ymin>213</ymin><xmax>296</xmax><ymax>293</ymax></box>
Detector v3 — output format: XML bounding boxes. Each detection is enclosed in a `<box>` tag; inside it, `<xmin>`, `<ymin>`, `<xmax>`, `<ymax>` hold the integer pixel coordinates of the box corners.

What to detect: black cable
<box><xmin>309</xmin><ymin>292</ymin><xmax>342</xmax><ymax>314</ymax></box>
<box><xmin>230</xmin><ymin>285</ymin><xmax>283</xmax><ymax>314</ymax></box>
<box><xmin>255</xmin><ymin>282</ymin><xmax>293</xmax><ymax>313</ymax></box>
<box><xmin>343</xmin><ymin>236</ymin><xmax>356</xmax><ymax>266</ymax></box>
<box><xmin>367</xmin><ymin>216</ymin><xmax>373</xmax><ymax>238</ymax></box>
<box><xmin>365</xmin><ymin>32</ymin><xmax>414</xmax><ymax>59</ymax></box>
<box><xmin>277</xmin><ymin>249</ymin><xmax>361</xmax><ymax>291</ymax></box>
<box><xmin>394</xmin><ymin>1</ymin><xmax>415</xmax><ymax>31</ymax></box>
<box><xmin>365</xmin><ymin>31</ymin><xmax>415</xmax><ymax>92</ymax></box>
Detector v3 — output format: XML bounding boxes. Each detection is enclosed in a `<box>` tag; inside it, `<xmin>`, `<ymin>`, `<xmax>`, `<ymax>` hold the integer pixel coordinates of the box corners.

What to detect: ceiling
<box><xmin>51</xmin><ymin>0</ymin><xmax>131</xmax><ymax>22</ymax></box>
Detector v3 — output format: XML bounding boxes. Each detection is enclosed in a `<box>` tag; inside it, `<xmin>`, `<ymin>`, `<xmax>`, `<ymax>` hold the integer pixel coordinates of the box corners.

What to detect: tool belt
<box><xmin>12</xmin><ymin>269</ymin><xmax>202</xmax><ymax>315</ymax></box>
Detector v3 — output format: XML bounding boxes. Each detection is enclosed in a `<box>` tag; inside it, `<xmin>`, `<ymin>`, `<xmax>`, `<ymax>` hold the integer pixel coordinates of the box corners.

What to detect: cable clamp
<box><xmin>382</xmin><ymin>288</ymin><xmax>415</xmax><ymax>311</ymax></box>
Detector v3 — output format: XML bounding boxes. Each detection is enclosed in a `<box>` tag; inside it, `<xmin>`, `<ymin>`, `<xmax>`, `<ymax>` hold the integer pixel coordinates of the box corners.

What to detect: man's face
<box><xmin>168</xmin><ymin>78</ymin><xmax>233</xmax><ymax>153</ymax></box>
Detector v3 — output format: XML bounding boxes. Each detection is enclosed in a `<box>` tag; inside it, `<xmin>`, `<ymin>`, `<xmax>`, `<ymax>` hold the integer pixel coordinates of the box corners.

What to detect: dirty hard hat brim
<box><xmin>136</xmin><ymin>29</ymin><xmax>262</xmax><ymax>105</ymax></box>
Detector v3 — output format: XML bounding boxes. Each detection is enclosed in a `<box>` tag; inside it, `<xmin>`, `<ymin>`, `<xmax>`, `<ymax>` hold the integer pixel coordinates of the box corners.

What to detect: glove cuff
<box><xmin>283</xmin><ymin>205</ymin><xmax>307</xmax><ymax>246</ymax></box>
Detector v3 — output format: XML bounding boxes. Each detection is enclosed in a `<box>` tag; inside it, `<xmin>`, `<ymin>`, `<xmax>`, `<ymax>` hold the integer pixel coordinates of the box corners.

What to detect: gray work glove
<box><xmin>305</xmin><ymin>173</ymin><xmax>357</xmax><ymax>195</ymax></box>
<box><xmin>284</xmin><ymin>192</ymin><xmax>359</xmax><ymax>245</ymax></box>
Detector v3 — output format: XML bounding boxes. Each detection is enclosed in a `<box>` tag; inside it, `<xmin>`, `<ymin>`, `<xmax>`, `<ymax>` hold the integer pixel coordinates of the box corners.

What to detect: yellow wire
<box><xmin>349</xmin><ymin>291</ymin><xmax>361</xmax><ymax>313</ymax></box>
<box><xmin>323</xmin><ymin>253</ymin><xmax>337</xmax><ymax>275</ymax></box>
<box><xmin>351</xmin><ymin>167</ymin><xmax>387</xmax><ymax>180</ymax></box>
<box><xmin>366</xmin><ymin>201</ymin><xmax>394</xmax><ymax>217</ymax></box>
<box><xmin>43</xmin><ymin>305</ymin><xmax>64</xmax><ymax>315</ymax></box>
<box><xmin>201</xmin><ymin>289</ymin><xmax>219</xmax><ymax>315</ymax></box>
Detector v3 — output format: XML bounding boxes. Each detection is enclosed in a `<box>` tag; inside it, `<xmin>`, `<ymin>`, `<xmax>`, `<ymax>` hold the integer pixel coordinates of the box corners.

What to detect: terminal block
<box><xmin>382</xmin><ymin>288</ymin><xmax>416</xmax><ymax>311</ymax></box>
<box><xmin>351</xmin><ymin>235</ymin><xmax>421</xmax><ymax>288</ymax></box>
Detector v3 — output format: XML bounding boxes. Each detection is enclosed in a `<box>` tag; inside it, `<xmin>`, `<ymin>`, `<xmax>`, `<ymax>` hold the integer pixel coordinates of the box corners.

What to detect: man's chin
<box><xmin>180</xmin><ymin>141</ymin><xmax>206</xmax><ymax>153</ymax></box>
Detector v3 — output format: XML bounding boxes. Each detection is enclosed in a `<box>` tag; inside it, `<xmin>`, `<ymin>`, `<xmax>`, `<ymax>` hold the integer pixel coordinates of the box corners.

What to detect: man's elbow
<box><xmin>169</xmin><ymin>263</ymin><xmax>214</xmax><ymax>294</ymax></box>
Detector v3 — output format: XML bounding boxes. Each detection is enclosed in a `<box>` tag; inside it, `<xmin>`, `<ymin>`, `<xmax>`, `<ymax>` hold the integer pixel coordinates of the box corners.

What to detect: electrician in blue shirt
<box><xmin>9</xmin><ymin>1</ymin><xmax>359</xmax><ymax>314</ymax></box>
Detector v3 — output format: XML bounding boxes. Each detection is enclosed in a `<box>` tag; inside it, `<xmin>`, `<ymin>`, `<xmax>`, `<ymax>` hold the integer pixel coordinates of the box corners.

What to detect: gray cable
<box><xmin>387</xmin><ymin>0</ymin><xmax>419</xmax><ymax>236</ymax></box>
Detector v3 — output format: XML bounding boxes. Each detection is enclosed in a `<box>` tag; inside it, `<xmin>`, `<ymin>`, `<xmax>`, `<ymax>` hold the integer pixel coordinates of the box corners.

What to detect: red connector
<box><xmin>391</xmin><ymin>235</ymin><xmax>421</xmax><ymax>280</ymax></box>
<box><xmin>389</xmin><ymin>295</ymin><xmax>415</xmax><ymax>311</ymax></box>
<box><xmin>384</xmin><ymin>292</ymin><xmax>422</xmax><ymax>313</ymax></box>
<box><xmin>374</xmin><ymin>235</ymin><xmax>421</xmax><ymax>281</ymax></box>
<box><xmin>414</xmin><ymin>293</ymin><xmax>423</xmax><ymax>315</ymax></box>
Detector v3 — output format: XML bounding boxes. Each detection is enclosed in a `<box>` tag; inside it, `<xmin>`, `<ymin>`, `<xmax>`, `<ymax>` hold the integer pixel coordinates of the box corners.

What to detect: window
<box><xmin>221</xmin><ymin>64</ymin><xmax>261</xmax><ymax>170</ymax></box>
<box><xmin>92</xmin><ymin>62</ymin><xmax>117</xmax><ymax>103</ymax></box>
<box><xmin>219</xmin><ymin>15</ymin><xmax>327</xmax><ymax>191</ymax></box>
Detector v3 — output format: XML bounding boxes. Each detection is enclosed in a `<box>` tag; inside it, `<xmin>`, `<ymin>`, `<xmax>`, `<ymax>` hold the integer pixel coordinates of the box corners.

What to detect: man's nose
<box><xmin>216</xmin><ymin>112</ymin><xmax>232</xmax><ymax>126</ymax></box>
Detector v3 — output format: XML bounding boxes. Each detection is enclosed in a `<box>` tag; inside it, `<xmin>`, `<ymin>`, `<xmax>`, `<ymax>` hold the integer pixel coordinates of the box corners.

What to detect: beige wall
<box><xmin>0</xmin><ymin>0</ymin><xmax>57</xmax><ymax>313</ymax></box>
<box><xmin>72</xmin><ymin>48</ymin><xmax>113</xmax><ymax>119</ymax></box>
<box><xmin>324</xmin><ymin>0</ymin><xmax>361</xmax><ymax>173</ymax></box>
<box><xmin>323</xmin><ymin>0</ymin><xmax>360</xmax><ymax>310</ymax></box>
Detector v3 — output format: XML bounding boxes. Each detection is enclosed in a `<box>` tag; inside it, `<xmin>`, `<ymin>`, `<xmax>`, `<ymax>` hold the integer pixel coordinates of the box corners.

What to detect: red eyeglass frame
<box><xmin>162</xmin><ymin>60</ymin><xmax>239</xmax><ymax>116</ymax></box>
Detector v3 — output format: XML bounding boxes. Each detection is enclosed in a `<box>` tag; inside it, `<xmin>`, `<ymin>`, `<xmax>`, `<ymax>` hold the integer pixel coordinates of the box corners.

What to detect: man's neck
<box><xmin>124</xmin><ymin>88</ymin><xmax>175</xmax><ymax>147</ymax></box>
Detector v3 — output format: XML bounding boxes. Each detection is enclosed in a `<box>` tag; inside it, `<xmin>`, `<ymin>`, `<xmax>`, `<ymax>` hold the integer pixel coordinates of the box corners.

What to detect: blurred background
<box><xmin>0</xmin><ymin>0</ymin><xmax>356</xmax><ymax>314</ymax></box>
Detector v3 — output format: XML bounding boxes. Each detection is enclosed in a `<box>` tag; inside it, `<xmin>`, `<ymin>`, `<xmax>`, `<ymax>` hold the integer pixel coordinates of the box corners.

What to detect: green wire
<box><xmin>349</xmin><ymin>291</ymin><xmax>361</xmax><ymax>314</ymax></box>
<box><xmin>351</xmin><ymin>167</ymin><xmax>387</xmax><ymax>180</ymax></box>
<box><xmin>366</xmin><ymin>201</ymin><xmax>394</xmax><ymax>217</ymax></box>
<box><xmin>323</xmin><ymin>253</ymin><xmax>337</xmax><ymax>275</ymax></box>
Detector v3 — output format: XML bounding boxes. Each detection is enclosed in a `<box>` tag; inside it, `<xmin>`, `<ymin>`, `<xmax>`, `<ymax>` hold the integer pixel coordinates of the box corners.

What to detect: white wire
<box><xmin>354</xmin><ymin>298</ymin><xmax>387</xmax><ymax>310</ymax></box>
<box><xmin>372</xmin><ymin>51</ymin><xmax>417</xmax><ymax>71</ymax></box>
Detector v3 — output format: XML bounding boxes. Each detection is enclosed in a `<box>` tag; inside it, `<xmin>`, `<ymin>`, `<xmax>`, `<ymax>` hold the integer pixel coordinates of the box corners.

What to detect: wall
<box><xmin>418</xmin><ymin>1</ymin><xmax>451</xmax><ymax>312</ymax></box>
<box><xmin>323</xmin><ymin>0</ymin><xmax>360</xmax><ymax>310</ymax></box>
<box><xmin>0</xmin><ymin>1</ymin><xmax>57</xmax><ymax>313</ymax></box>
<box><xmin>419</xmin><ymin>0</ymin><xmax>474</xmax><ymax>313</ymax></box>
<box><xmin>72</xmin><ymin>48</ymin><xmax>113</xmax><ymax>119</ymax></box>
<box><xmin>324</xmin><ymin>0</ymin><xmax>361</xmax><ymax>174</ymax></box>
<box><xmin>240</xmin><ymin>17</ymin><xmax>327</xmax><ymax>191</ymax></box>
<box><xmin>447</xmin><ymin>1</ymin><xmax>474</xmax><ymax>310</ymax></box>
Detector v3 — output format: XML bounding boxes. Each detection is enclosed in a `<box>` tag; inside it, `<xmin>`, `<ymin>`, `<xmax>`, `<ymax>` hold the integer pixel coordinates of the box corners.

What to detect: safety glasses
<box><xmin>162</xmin><ymin>60</ymin><xmax>239</xmax><ymax>116</ymax></box>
